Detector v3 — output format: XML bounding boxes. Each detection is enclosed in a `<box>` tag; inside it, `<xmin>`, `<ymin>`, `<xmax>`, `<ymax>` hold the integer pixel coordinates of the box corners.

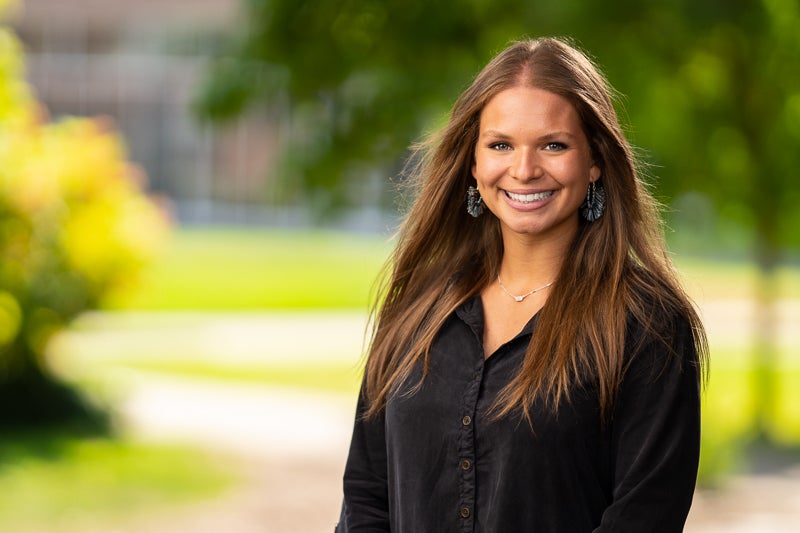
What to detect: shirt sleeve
<box><xmin>336</xmin><ymin>386</ymin><xmax>391</xmax><ymax>532</ymax></box>
<box><xmin>593</xmin><ymin>318</ymin><xmax>702</xmax><ymax>532</ymax></box>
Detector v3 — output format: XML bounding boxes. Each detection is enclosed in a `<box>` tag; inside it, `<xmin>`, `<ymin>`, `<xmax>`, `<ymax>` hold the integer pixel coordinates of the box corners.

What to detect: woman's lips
<box><xmin>505</xmin><ymin>190</ymin><xmax>554</xmax><ymax>203</ymax></box>
<box><xmin>502</xmin><ymin>189</ymin><xmax>556</xmax><ymax>210</ymax></box>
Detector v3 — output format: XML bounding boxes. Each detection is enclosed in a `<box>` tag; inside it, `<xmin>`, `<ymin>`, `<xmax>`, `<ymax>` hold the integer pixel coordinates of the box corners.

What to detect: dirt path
<box><xmin>70</xmin><ymin>455</ymin><xmax>346</xmax><ymax>533</ymax></box>
<box><xmin>58</xmin><ymin>376</ymin><xmax>354</xmax><ymax>533</ymax></box>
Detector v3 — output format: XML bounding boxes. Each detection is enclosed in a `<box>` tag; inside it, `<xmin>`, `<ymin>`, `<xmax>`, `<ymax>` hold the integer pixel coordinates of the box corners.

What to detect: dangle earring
<box><xmin>580</xmin><ymin>181</ymin><xmax>606</xmax><ymax>222</ymax></box>
<box><xmin>466</xmin><ymin>186</ymin><xmax>485</xmax><ymax>218</ymax></box>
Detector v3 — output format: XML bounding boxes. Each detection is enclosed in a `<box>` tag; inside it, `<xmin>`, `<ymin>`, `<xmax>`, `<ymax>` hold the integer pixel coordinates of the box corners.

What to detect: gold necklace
<box><xmin>497</xmin><ymin>275</ymin><xmax>554</xmax><ymax>302</ymax></box>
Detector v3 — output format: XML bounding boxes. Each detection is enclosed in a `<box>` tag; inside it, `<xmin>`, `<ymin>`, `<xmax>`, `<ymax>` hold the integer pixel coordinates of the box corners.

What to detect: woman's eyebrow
<box><xmin>479</xmin><ymin>130</ymin><xmax>578</xmax><ymax>141</ymax></box>
<box><xmin>479</xmin><ymin>129</ymin><xmax>512</xmax><ymax>139</ymax></box>
<box><xmin>539</xmin><ymin>131</ymin><xmax>578</xmax><ymax>141</ymax></box>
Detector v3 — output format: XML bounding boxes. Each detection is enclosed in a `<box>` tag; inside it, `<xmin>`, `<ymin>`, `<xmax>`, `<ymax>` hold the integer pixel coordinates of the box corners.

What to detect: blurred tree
<box><xmin>194</xmin><ymin>0</ymin><xmax>512</xmax><ymax>212</ymax></box>
<box><xmin>601</xmin><ymin>0</ymin><xmax>800</xmax><ymax>437</ymax></box>
<box><xmin>0</xmin><ymin>4</ymin><xmax>168</xmax><ymax>428</ymax></box>
<box><xmin>200</xmin><ymin>0</ymin><xmax>798</xmax><ymax>436</ymax></box>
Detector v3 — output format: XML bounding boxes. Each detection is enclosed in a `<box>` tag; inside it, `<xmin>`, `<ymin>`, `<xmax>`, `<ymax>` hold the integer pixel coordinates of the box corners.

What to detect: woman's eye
<box><xmin>544</xmin><ymin>142</ymin><xmax>567</xmax><ymax>151</ymax></box>
<box><xmin>489</xmin><ymin>142</ymin><xmax>512</xmax><ymax>151</ymax></box>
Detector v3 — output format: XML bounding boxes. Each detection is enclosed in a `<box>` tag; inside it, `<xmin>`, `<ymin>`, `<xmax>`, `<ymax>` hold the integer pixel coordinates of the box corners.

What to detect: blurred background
<box><xmin>1</xmin><ymin>0</ymin><xmax>798</xmax><ymax>531</ymax></box>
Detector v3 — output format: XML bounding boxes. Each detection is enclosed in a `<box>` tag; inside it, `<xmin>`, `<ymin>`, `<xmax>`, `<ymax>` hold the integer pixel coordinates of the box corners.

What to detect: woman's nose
<box><xmin>510</xmin><ymin>149</ymin><xmax>543</xmax><ymax>180</ymax></box>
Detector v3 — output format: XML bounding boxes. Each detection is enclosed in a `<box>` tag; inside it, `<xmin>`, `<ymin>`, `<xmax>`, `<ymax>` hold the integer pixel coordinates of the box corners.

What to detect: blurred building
<box><xmin>10</xmin><ymin>0</ymin><xmax>387</xmax><ymax>228</ymax></box>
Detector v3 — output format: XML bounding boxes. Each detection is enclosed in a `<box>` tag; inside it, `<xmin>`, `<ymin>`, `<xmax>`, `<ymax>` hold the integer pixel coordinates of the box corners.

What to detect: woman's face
<box><xmin>472</xmin><ymin>86</ymin><xmax>600</xmax><ymax>245</ymax></box>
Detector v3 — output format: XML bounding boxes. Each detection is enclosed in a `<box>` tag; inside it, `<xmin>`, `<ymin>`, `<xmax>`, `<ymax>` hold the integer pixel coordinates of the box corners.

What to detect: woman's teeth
<box><xmin>505</xmin><ymin>191</ymin><xmax>553</xmax><ymax>203</ymax></box>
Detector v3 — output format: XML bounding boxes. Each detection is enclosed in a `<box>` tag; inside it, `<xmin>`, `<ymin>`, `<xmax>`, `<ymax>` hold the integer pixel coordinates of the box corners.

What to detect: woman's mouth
<box><xmin>505</xmin><ymin>190</ymin><xmax>554</xmax><ymax>203</ymax></box>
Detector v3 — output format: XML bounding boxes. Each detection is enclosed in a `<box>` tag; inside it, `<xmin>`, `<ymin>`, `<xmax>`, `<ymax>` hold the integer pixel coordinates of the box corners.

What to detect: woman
<box><xmin>337</xmin><ymin>37</ymin><xmax>707</xmax><ymax>532</ymax></box>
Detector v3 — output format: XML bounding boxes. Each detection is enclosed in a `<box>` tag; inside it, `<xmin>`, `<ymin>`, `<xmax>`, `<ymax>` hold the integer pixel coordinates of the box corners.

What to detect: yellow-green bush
<box><xmin>0</xmin><ymin>12</ymin><xmax>168</xmax><ymax>425</ymax></box>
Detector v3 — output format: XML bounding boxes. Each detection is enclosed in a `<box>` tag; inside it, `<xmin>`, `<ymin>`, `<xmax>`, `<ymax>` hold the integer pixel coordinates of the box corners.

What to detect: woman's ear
<box><xmin>589</xmin><ymin>164</ymin><xmax>601</xmax><ymax>183</ymax></box>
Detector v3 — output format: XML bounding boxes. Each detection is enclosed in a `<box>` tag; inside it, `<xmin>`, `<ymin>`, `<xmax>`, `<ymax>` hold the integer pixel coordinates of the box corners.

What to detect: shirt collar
<box><xmin>455</xmin><ymin>294</ymin><xmax>540</xmax><ymax>344</ymax></box>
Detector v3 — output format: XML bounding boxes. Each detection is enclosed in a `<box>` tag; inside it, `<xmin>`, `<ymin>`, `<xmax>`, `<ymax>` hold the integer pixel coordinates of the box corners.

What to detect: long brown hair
<box><xmin>363</xmin><ymin>37</ymin><xmax>707</xmax><ymax>421</ymax></box>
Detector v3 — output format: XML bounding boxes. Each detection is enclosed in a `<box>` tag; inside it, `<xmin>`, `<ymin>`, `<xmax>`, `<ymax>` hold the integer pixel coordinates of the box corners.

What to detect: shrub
<box><xmin>0</xmin><ymin>17</ymin><xmax>168</xmax><ymax>427</ymax></box>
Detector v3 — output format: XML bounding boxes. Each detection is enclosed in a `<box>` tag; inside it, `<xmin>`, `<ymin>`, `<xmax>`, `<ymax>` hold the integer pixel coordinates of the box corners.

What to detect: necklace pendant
<box><xmin>497</xmin><ymin>275</ymin><xmax>554</xmax><ymax>303</ymax></box>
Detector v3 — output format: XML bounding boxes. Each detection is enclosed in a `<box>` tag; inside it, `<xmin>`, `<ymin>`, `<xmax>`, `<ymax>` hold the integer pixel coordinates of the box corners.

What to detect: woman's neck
<box><xmin>498</xmin><ymin>230</ymin><xmax>571</xmax><ymax>288</ymax></box>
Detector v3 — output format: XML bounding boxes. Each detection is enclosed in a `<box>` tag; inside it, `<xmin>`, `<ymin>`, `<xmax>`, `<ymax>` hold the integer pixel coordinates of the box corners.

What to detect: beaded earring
<box><xmin>580</xmin><ymin>181</ymin><xmax>605</xmax><ymax>221</ymax></box>
<box><xmin>466</xmin><ymin>186</ymin><xmax>485</xmax><ymax>218</ymax></box>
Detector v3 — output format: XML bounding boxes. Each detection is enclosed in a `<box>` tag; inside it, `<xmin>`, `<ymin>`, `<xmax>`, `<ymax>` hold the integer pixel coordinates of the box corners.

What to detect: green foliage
<box><xmin>198</xmin><ymin>0</ymin><xmax>800</xmax><ymax>254</ymax></box>
<box><xmin>0</xmin><ymin>22</ymin><xmax>168</xmax><ymax>425</ymax></box>
<box><xmin>599</xmin><ymin>0</ymin><xmax>800</xmax><ymax>257</ymax></box>
<box><xmin>196</xmin><ymin>0</ymin><xmax>501</xmax><ymax>210</ymax></box>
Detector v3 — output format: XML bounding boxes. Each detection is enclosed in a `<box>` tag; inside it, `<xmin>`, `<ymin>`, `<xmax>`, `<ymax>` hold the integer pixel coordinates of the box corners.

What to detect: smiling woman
<box><xmin>472</xmin><ymin>86</ymin><xmax>600</xmax><ymax>245</ymax></box>
<box><xmin>336</xmin><ymin>37</ymin><xmax>708</xmax><ymax>533</ymax></box>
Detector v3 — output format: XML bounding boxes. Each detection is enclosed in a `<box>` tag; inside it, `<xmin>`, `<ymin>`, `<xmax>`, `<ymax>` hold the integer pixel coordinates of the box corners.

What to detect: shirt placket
<box><xmin>457</xmin><ymin>359</ymin><xmax>484</xmax><ymax>532</ymax></box>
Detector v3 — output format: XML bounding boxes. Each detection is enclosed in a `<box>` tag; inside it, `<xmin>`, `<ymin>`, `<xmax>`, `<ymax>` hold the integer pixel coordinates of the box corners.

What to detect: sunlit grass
<box><xmin>102</xmin><ymin>226</ymin><xmax>800</xmax><ymax>309</ymax></box>
<box><xmin>698</xmin><ymin>347</ymin><xmax>800</xmax><ymax>485</ymax></box>
<box><xmin>105</xmin><ymin>227</ymin><xmax>393</xmax><ymax>310</ymax></box>
<box><xmin>769</xmin><ymin>369</ymin><xmax>800</xmax><ymax>444</ymax></box>
<box><xmin>113</xmin><ymin>359</ymin><xmax>363</xmax><ymax>395</ymax></box>
<box><xmin>676</xmin><ymin>256</ymin><xmax>800</xmax><ymax>302</ymax></box>
<box><xmin>0</xmin><ymin>433</ymin><xmax>234</xmax><ymax>532</ymax></box>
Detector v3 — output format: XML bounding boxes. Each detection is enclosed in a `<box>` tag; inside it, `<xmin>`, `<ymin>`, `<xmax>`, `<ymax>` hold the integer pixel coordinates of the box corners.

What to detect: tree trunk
<box><xmin>752</xmin><ymin>238</ymin><xmax>780</xmax><ymax>441</ymax></box>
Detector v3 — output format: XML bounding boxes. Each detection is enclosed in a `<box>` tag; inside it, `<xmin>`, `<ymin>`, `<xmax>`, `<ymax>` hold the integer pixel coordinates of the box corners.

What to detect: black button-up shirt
<box><xmin>338</xmin><ymin>295</ymin><xmax>700</xmax><ymax>532</ymax></box>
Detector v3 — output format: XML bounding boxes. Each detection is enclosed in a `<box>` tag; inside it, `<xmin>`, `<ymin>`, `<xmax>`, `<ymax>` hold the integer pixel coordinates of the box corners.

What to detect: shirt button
<box><xmin>460</xmin><ymin>506</ymin><xmax>471</xmax><ymax>518</ymax></box>
<box><xmin>460</xmin><ymin>459</ymin><xmax>472</xmax><ymax>471</ymax></box>
<box><xmin>462</xmin><ymin>415</ymin><xmax>472</xmax><ymax>426</ymax></box>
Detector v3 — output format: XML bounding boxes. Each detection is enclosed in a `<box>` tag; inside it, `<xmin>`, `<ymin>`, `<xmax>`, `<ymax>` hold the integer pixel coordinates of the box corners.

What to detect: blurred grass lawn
<box><xmin>105</xmin><ymin>226</ymin><xmax>394</xmax><ymax>310</ymax></box>
<box><xmin>106</xmin><ymin>226</ymin><xmax>800</xmax><ymax>309</ymax></box>
<box><xmin>108</xmin><ymin>358</ymin><xmax>363</xmax><ymax>394</ymax></box>
<box><xmin>9</xmin><ymin>227</ymin><xmax>797</xmax><ymax>531</ymax></box>
<box><xmin>0</xmin><ymin>432</ymin><xmax>233</xmax><ymax>533</ymax></box>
